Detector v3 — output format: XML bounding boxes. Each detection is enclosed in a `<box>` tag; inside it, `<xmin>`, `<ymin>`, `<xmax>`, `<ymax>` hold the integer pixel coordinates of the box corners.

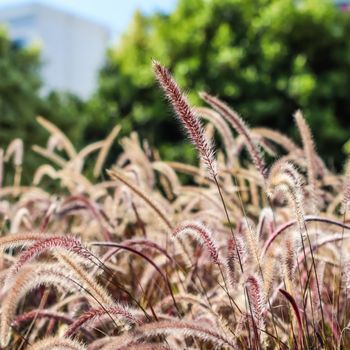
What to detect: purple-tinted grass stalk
<box><xmin>294</xmin><ymin>110</ymin><xmax>318</xmax><ymax>214</ymax></box>
<box><xmin>293</xmin><ymin>113</ymin><xmax>326</xmax><ymax>338</ymax></box>
<box><xmin>197</xmin><ymin>92</ymin><xmax>280</xmax><ymax>344</ymax></box>
<box><xmin>107</xmin><ymin>168</ymin><xmax>172</xmax><ymax>230</ymax></box>
<box><xmin>12</xmin><ymin>309</ymin><xmax>94</xmax><ymax>341</ymax></box>
<box><xmin>152</xmin><ymin>61</ymin><xmax>217</xmax><ymax>180</ymax></box>
<box><xmin>245</xmin><ymin>276</ymin><xmax>266</xmax><ymax>338</ymax></box>
<box><xmin>91</xmin><ymin>242</ymin><xmax>180</xmax><ymax>316</ymax></box>
<box><xmin>27</xmin><ymin>336</ymin><xmax>86</xmax><ymax>350</ymax></box>
<box><xmin>337</xmin><ymin>159</ymin><xmax>350</xmax><ymax>323</ymax></box>
<box><xmin>0</xmin><ymin>148</ymin><xmax>3</xmax><ymax>188</ymax></box>
<box><xmin>13</xmin><ymin>310</ymin><xmax>73</xmax><ymax>328</ymax></box>
<box><xmin>199</xmin><ymin>92</ymin><xmax>267</xmax><ymax>181</ymax></box>
<box><xmin>0</xmin><ymin>265</ymin><xmax>80</xmax><ymax>347</ymax></box>
<box><xmin>65</xmin><ymin>305</ymin><xmax>142</xmax><ymax>337</ymax></box>
<box><xmin>173</xmin><ymin>222</ymin><xmax>242</xmax><ymax>313</ymax></box>
<box><xmin>152</xmin><ymin>61</ymin><xmax>244</xmax><ymax>273</ymax></box>
<box><xmin>94</xmin><ymin>235</ymin><xmax>216</xmax><ymax>323</ymax></box>
<box><xmin>59</xmin><ymin>195</ymin><xmax>112</xmax><ymax>241</ymax></box>
<box><xmin>198</xmin><ymin>92</ymin><xmax>273</xmax><ymax>285</ymax></box>
<box><xmin>173</xmin><ymin>222</ymin><xmax>220</xmax><ymax>264</ymax></box>
<box><xmin>262</xmin><ymin>216</ymin><xmax>350</xmax><ymax>256</ymax></box>
<box><xmin>4</xmin><ymin>235</ymin><xmax>93</xmax><ymax>287</ymax></box>
<box><xmin>105</xmin><ymin>320</ymin><xmax>237</xmax><ymax>350</ymax></box>
<box><xmin>153</xmin><ymin>61</ymin><xmax>267</xmax><ymax>346</ymax></box>
<box><xmin>117</xmin><ymin>344</ymin><xmax>172</xmax><ymax>350</ymax></box>
<box><xmin>279</xmin><ymin>289</ymin><xmax>303</xmax><ymax>350</ymax></box>
<box><xmin>195</xmin><ymin>107</ymin><xmax>236</xmax><ymax>167</ymax></box>
<box><xmin>152</xmin><ymin>61</ymin><xmax>248</xmax><ymax>321</ymax></box>
<box><xmin>267</xmin><ymin>161</ymin><xmax>317</xmax><ymax>341</ymax></box>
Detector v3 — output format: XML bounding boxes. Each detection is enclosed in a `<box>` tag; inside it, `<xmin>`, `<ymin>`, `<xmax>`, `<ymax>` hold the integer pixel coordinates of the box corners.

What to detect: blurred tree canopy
<box><xmin>0</xmin><ymin>27</ymin><xmax>85</xmax><ymax>181</ymax></box>
<box><xmin>88</xmin><ymin>0</ymin><xmax>350</xmax><ymax>168</ymax></box>
<box><xmin>2</xmin><ymin>0</ymin><xmax>350</xmax><ymax>179</ymax></box>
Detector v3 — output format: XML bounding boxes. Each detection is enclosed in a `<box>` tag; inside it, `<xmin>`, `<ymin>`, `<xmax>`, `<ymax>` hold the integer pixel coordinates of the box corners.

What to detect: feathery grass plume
<box><xmin>5</xmin><ymin>138</ymin><xmax>23</xmax><ymax>168</ymax></box>
<box><xmin>152</xmin><ymin>61</ymin><xmax>217</xmax><ymax>179</ymax></box>
<box><xmin>241</xmin><ymin>220</ymin><xmax>261</xmax><ymax>266</ymax></box>
<box><xmin>343</xmin><ymin>260</ymin><xmax>350</xmax><ymax>292</ymax></box>
<box><xmin>0</xmin><ymin>148</ymin><xmax>3</xmax><ymax>188</ymax></box>
<box><xmin>252</xmin><ymin>128</ymin><xmax>299</xmax><ymax>153</ymax></box>
<box><xmin>156</xmin><ymin>293</ymin><xmax>212</xmax><ymax>315</ymax></box>
<box><xmin>37</xmin><ymin>116</ymin><xmax>77</xmax><ymax>159</ymax></box>
<box><xmin>267</xmin><ymin>161</ymin><xmax>305</xmax><ymax>232</ymax></box>
<box><xmin>104</xmin><ymin>320</ymin><xmax>237</xmax><ymax>350</ymax></box>
<box><xmin>245</xmin><ymin>276</ymin><xmax>266</xmax><ymax>332</ymax></box>
<box><xmin>261</xmin><ymin>253</ymin><xmax>276</xmax><ymax>297</ymax></box>
<box><xmin>65</xmin><ymin>305</ymin><xmax>142</xmax><ymax>337</ymax></box>
<box><xmin>0</xmin><ymin>232</ymin><xmax>50</xmax><ymax>251</ymax></box>
<box><xmin>256</xmin><ymin>207</ymin><xmax>274</xmax><ymax>239</ymax></box>
<box><xmin>93</xmin><ymin>125</ymin><xmax>121</xmax><ymax>178</ymax></box>
<box><xmin>108</xmin><ymin>168</ymin><xmax>173</xmax><ymax>230</ymax></box>
<box><xmin>282</xmin><ymin>237</ymin><xmax>297</xmax><ymax>293</ymax></box>
<box><xmin>342</xmin><ymin>158</ymin><xmax>350</xmax><ymax>213</ymax></box>
<box><xmin>57</xmin><ymin>252</ymin><xmax>113</xmax><ymax>305</ymax></box>
<box><xmin>5</xmin><ymin>235</ymin><xmax>93</xmax><ymax>287</ymax></box>
<box><xmin>47</xmin><ymin>133</ymin><xmax>64</xmax><ymax>152</ymax></box>
<box><xmin>5</xmin><ymin>138</ymin><xmax>23</xmax><ymax>187</ymax></box>
<box><xmin>121</xmin><ymin>133</ymin><xmax>155</xmax><ymax>187</ymax></box>
<box><xmin>117</xmin><ymin>344</ymin><xmax>172</xmax><ymax>350</ymax></box>
<box><xmin>27</xmin><ymin>336</ymin><xmax>86</xmax><ymax>350</ymax></box>
<box><xmin>294</xmin><ymin>110</ymin><xmax>318</xmax><ymax>213</ymax></box>
<box><xmin>152</xmin><ymin>161</ymin><xmax>181</xmax><ymax>196</ymax></box>
<box><xmin>199</xmin><ymin>92</ymin><xmax>266</xmax><ymax>180</ymax></box>
<box><xmin>0</xmin><ymin>264</ymin><xmax>78</xmax><ymax>347</ymax></box>
<box><xmin>10</xmin><ymin>207</ymin><xmax>31</xmax><ymax>233</ymax></box>
<box><xmin>32</xmin><ymin>144</ymin><xmax>67</xmax><ymax>167</ymax></box>
<box><xmin>195</xmin><ymin>106</ymin><xmax>236</xmax><ymax>166</ymax></box>
<box><xmin>69</xmin><ymin>140</ymin><xmax>104</xmax><ymax>173</ymax></box>
<box><xmin>226</xmin><ymin>238</ymin><xmax>238</xmax><ymax>287</ymax></box>
<box><xmin>173</xmin><ymin>222</ymin><xmax>220</xmax><ymax>264</ymax></box>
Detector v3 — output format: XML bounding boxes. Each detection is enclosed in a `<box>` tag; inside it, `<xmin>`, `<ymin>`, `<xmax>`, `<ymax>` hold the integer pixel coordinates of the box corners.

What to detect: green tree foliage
<box><xmin>90</xmin><ymin>0</ymin><xmax>350</xmax><ymax>167</ymax></box>
<box><xmin>0</xmin><ymin>28</ymin><xmax>85</xmax><ymax>182</ymax></box>
<box><xmin>0</xmin><ymin>27</ymin><xmax>42</xmax><ymax>145</ymax></box>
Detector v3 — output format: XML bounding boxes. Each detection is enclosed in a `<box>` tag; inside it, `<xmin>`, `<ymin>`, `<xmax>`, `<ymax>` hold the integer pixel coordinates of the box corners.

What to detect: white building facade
<box><xmin>0</xmin><ymin>3</ymin><xmax>109</xmax><ymax>99</ymax></box>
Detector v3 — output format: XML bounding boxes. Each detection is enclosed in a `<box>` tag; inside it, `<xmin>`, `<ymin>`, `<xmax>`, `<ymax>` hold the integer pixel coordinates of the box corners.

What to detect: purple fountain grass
<box><xmin>65</xmin><ymin>304</ymin><xmax>142</xmax><ymax>337</ymax></box>
<box><xmin>245</xmin><ymin>275</ymin><xmax>266</xmax><ymax>332</ymax></box>
<box><xmin>111</xmin><ymin>320</ymin><xmax>237</xmax><ymax>350</ymax></box>
<box><xmin>294</xmin><ymin>110</ymin><xmax>318</xmax><ymax>213</ymax></box>
<box><xmin>199</xmin><ymin>91</ymin><xmax>267</xmax><ymax>180</ymax></box>
<box><xmin>0</xmin><ymin>264</ymin><xmax>79</xmax><ymax>347</ymax></box>
<box><xmin>27</xmin><ymin>336</ymin><xmax>86</xmax><ymax>350</ymax></box>
<box><xmin>173</xmin><ymin>222</ymin><xmax>220</xmax><ymax>264</ymax></box>
<box><xmin>0</xmin><ymin>59</ymin><xmax>350</xmax><ymax>349</ymax></box>
<box><xmin>117</xmin><ymin>344</ymin><xmax>172</xmax><ymax>350</ymax></box>
<box><xmin>152</xmin><ymin>61</ymin><xmax>217</xmax><ymax>179</ymax></box>
<box><xmin>342</xmin><ymin>159</ymin><xmax>350</xmax><ymax>213</ymax></box>
<box><xmin>13</xmin><ymin>235</ymin><xmax>89</xmax><ymax>269</ymax></box>
<box><xmin>267</xmin><ymin>161</ymin><xmax>305</xmax><ymax>232</ymax></box>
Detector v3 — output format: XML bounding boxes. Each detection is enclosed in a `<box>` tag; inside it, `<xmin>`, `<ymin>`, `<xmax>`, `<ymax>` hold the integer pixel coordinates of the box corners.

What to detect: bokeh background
<box><xmin>1</xmin><ymin>0</ymin><xmax>350</xmax><ymax>182</ymax></box>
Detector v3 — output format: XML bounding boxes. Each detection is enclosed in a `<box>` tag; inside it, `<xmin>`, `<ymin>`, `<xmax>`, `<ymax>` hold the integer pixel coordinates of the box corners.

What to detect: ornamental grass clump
<box><xmin>0</xmin><ymin>61</ymin><xmax>349</xmax><ymax>349</ymax></box>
